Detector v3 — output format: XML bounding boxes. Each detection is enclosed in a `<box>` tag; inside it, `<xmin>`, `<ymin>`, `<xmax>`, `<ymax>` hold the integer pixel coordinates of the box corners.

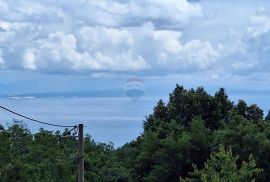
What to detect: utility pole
<box><xmin>78</xmin><ymin>124</ymin><xmax>84</xmax><ymax>182</ymax></box>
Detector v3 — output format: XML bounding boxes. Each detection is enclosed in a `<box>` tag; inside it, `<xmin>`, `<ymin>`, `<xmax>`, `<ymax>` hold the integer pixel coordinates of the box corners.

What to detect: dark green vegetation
<box><xmin>1</xmin><ymin>85</ymin><xmax>270</xmax><ymax>181</ymax></box>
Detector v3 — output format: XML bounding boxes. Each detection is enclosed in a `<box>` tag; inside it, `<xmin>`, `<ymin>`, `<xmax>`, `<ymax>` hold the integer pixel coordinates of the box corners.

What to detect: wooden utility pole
<box><xmin>78</xmin><ymin>124</ymin><xmax>84</xmax><ymax>182</ymax></box>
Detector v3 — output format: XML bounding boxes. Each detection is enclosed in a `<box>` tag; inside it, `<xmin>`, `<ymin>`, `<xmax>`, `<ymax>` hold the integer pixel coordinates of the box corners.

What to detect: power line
<box><xmin>0</xmin><ymin>105</ymin><xmax>76</xmax><ymax>128</ymax></box>
<box><xmin>0</xmin><ymin>105</ymin><xmax>84</xmax><ymax>180</ymax></box>
<box><xmin>66</xmin><ymin>125</ymin><xmax>78</xmax><ymax>134</ymax></box>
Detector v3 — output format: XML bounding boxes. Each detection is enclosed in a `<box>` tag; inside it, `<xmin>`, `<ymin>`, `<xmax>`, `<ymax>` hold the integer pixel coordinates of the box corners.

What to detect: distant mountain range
<box><xmin>1</xmin><ymin>90</ymin><xmax>127</xmax><ymax>98</ymax></box>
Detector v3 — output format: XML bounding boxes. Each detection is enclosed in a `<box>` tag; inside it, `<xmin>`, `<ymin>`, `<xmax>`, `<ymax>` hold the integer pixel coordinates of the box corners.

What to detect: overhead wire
<box><xmin>0</xmin><ymin>105</ymin><xmax>81</xmax><ymax>165</ymax></box>
<box><xmin>0</xmin><ymin>105</ymin><xmax>76</xmax><ymax>128</ymax></box>
<box><xmin>0</xmin><ymin>106</ymin><xmax>15</xmax><ymax>122</ymax></box>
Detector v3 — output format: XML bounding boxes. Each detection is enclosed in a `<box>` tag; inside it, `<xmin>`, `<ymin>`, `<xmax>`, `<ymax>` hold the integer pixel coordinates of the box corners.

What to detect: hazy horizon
<box><xmin>1</xmin><ymin>0</ymin><xmax>270</xmax><ymax>146</ymax></box>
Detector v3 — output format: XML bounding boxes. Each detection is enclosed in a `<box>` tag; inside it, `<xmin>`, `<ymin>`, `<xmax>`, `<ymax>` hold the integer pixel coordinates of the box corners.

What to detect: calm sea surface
<box><xmin>0</xmin><ymin>96</ymin><xmax>159</xmax><ymax>147</ymax></box>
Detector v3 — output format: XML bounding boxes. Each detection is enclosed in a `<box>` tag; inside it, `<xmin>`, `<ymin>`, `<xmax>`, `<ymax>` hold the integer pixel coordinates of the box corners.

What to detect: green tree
<box><xmin>234</xmin><ymin>100</ymin><xmax>263</xmax><ymax>122</ymax></box>
<box><xmin>265</xmin><ymin>110</ymin><xmax>270</xmax><ymax>121</ymax></box>
<box><xmin>127</xmin><ymin>118</ymin><xmax>211</xmax><ymax>182</ymax></box>
<box><xmin>0</xmin><ymin>121</ymin><xmax>128</xmax><ymax>182</ymax></box>
<box><xmin>181</xmin><ymin>146</ymin><xmax>262</xmax><ymax>182</ymax></box>
<box><xmin>144</xmin><ymin>99</ymin><xmax>168</xmax><ymax>132</ymax></box>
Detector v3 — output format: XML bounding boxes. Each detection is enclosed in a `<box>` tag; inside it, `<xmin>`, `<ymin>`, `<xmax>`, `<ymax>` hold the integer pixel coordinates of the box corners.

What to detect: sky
<box><xmin>1</xmin><ymin>0</ymin><xmax>270</xmax><ymax>106</ymax></box>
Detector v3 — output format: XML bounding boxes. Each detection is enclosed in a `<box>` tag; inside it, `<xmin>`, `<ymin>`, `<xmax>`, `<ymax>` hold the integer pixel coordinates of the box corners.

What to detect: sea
<box><xmin>0</xmin><ymin>96</ymin><xmax>160</xmax><ymax>147</ymax></box>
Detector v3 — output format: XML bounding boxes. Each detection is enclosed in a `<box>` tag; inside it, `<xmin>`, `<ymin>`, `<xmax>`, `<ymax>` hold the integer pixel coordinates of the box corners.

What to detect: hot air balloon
<box><xmin>125</xmin><ymin>77</ymin><xmax>145</xmax><ymax>102</ymax></box>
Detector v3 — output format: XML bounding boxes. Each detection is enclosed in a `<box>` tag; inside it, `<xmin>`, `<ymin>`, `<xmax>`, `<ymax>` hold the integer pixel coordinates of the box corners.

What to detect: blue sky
<box><xmin>1</xmin><ymin>0</ymin><xmax>270</xmax><ymax>101</ymax></box>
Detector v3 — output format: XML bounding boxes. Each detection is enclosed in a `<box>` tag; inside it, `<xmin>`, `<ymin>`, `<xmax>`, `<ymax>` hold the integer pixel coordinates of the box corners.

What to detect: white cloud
<box><xmin>0</xmin><ymin>0</ymin><xmax>202</xmax><ymax>73</ymax></box>
<box><xmin>34</xmin><ymin>31</ymin><xmax>149</xmax><ymax>72</ymax></box>
<box><xmin>153</xmin><ymin>29</ymin><xmax>183</xmax><ymax>54</ymax></box>
<box><xmin>159</xmin><ymin>39</ymin><xmax>219</xmax><ymax>70</ymax></box>
<box><xmin>92</xmin><ymin>51</ymin><xmax>149</xmax><ymax>71</ymax></box>
<box><xmin>247</xmin><ymin>7</ymin><xmax>270</xmax><ymax>37</ymax></box>
<box><xmin>23</xmin><ymin>48</ymin><xmax>36</xmax><ymax>70</ymax></box>
<box><xmin>78</xmin><ymin>22</ymin><xmax>220</xmax><ymax>71</ymax></box>
<box><xmin>128</xmin><ymin>0</ymin><xmax>202</xmax><ymax>24</ymax></box>
<box><xmin>0</xmin><ymin>31</ymin><xmax>14</xmax><ymax>43</ymax></box>
<box><xmin>225</xmin><ymin>7</ymin><xmax>270</xmax><ymax>74</ymax></box>
<box><xmin>232</xmin><ymin>61</ymin><xmax>256</xmax><ymax>71</ymax></box>
<box><xmin>76</xmin><ymin>26</ymin><xmax>133</xmax><ymax>51</ymax></box>
<box><xmin>141</xmin><ymin>23</ymin><xmax>219</xmax><ymax>70</ymax></box>
<box><xmin>81</xmin><ymin>0</ymin><xmax>129</xmax><ymax>14</ymax></box>
<box><xmin>0</xmin><ymin>21</ymin><xmax>31</xmax><ymax>31</ymax></box>
<box><xmin>0</xmin><ymin>0</ymin><xmax>214</xmax><ymax>74</ymax></box>
<box><xmin>82</xmin><ymin>0</ymin><xmax>202</xmax><ymax>23</ymax></box>
<box><xmin>0</xmin><ymin>50</ymin><xmax>5</xmax><ymax>68</ymax></box>
<box><xmin>0</xmin><ymin>20</ymin><xmax>34</xmax><ymax>45</ymax></box>
<box><xmin>80</xmin><ymin>0</ymin><xmax>202</xmax><ymax>27</ymax></box>
<box><xmin>179</xmin><ymin>40</ymin><xmax>219</xmax><ymax>69</ymax></box>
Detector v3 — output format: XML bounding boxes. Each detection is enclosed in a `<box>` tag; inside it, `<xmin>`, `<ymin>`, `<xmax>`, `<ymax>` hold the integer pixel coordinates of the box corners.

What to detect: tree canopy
<box><xmin>181</xmin><ymin>146</ymin><xmax>261</xmax><ymax>182</ymax></box>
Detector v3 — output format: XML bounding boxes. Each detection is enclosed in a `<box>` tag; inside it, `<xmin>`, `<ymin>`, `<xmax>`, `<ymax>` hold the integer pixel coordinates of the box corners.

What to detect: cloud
<box><xmin>2</xmin><ymin>0</ymin><xmax>270</xmax><ymax>88</ymax></box>
<box><xmin>0</xmin><ymin>50</ymin><xmax>5</xmax><ymax>68</ymax></box>
<box><xmin>0</xmin><ymin>0</ymin><xmax>217</xmax><ymax>74</ymax></box>
<box><xmin>224</xmin><ymin>7</ymin><xmax>270</xmax><ymax>75</ymax></box>
<box><xmin>192</xmin><ymin>5</ymin><xmax>270</xmax><ymax>83</ymax></box>
<box><xmin>33</xmin><ymin>31</ymin><xmax>149</xmax><ymax>72</ymax></box>
<box><xmin>23</xmin><ymin>48</ymin><xmax>36</xmax><ymax>70</ymax></box>
<box><xmin>0</xmin><ymin>31</ymin><xmax>14</xmax><ymax>43</ymax></box>
<box><xmin>81</xmin><ymin>0</ymin><xmax>129</xmax><ymax>14</ymax></box>
<box><xmin>76</xmin><ymin>26</ymin><xmax>133</xmax><ymax>51</ymax></box>
<box><xmin>247</xmin><ymin>7</ymin><xmax>270</xmax><ymax>37</ymax></box>
<box><xmin>125</xmin><ymin>0</ymin><xmax>202</xmax><ymax>27</ymax></box>
<box><xmin>81</xmin><ymin>0</ymin><xmax>202</xmax><ymax>27</ymax></box>
<box><xmin>157</xmin><ymin>38</ymin><xmax>219</xmax><ymax>70</ymax></box>
<box><xmin>138</xmin><ymin>23</ymin><xmax>219</xmax><ymax>70</ymax></box>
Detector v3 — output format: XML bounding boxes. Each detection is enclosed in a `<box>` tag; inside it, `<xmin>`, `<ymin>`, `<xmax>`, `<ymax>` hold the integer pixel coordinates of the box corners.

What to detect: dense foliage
<box><xmin>1</xmin><ymin>85</ymin><xmax>270</xmax><ymax>181</ymax></box>
<box><xmin>181</xmin><ymin>146</ymin><xmax>261</xmax><ymax>182</ymax></box>
<box><xmin>0</xmin><ymin>121</ymin><xmax>128</xmax><ymax>182</ymax></box>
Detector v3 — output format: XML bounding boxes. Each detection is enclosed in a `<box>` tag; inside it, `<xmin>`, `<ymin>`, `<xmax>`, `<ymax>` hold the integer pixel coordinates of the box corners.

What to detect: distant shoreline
<box><xmin>0</xmin><ymin>90</ymin><xmax>127</xmax><ymax>99</ymax></box>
